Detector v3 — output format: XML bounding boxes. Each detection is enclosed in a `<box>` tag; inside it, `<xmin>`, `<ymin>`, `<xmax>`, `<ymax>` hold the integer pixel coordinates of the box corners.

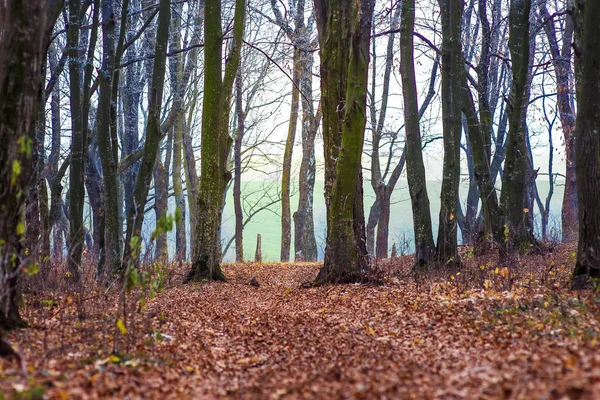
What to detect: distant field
<box><xmin>216</xmin><ymin>179</ymin><xmax>565</xmax><ymax>262</ymax></box>
<box><xmin>145</xmin><ymin>179</ymin><xmax>564</xmax><ymax>262</ymax></box>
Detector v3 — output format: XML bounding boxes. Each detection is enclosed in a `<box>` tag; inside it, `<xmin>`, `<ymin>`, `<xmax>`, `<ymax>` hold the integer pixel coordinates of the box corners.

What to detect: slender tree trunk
<box><xmin>294</xmin><ymin>57</ymin><xmax>319</xmax><ymax>262</ymax></box>
<box><xmin>233</xmin><ymin>69</ymin><xmax>244</xmax><ymax>262</ymax></box>
<box><xmin>436</xmin><ymin>0</ymin><xmax>463</xmax><ymax>267</ymax></box>
<box><xmin>0</xmin><ymin>0</ymin><xmax>46</xmax><ymax>329</ymax></box>
<box><xmin>375</xmin><ymin>189</ymin><xmax>392</xmax><ymax>259</ymax></box>
<box><xmin>280</xmin><ymin>50</ymin><xmax>301</xmax><ymax>262</ymax></box>
<box><xmin>538</xmin><ymin>1</ymin><xmax>577</xmax><ymax>242</ymax></box>
<box><xmin>66</xmin><ymin>0</ymin><xmax>86</xmax><ymax>282</ymax></box>
<box><xmin>123</xmin><ymin>0</ymin><xmax>170</xmax><ymax>269</ymax></box>
<box><xmin>400</xmin><ymin>0</ymin><xmax>436</xmax><ymax>268</ymax></box>
<box><xmin>187</xmin><ymin>0</ymin><xmax>245</xmax><ymax>282</ymax></box>
<box><xmin>572</xmin><ymin>0</ymin><xmax>600</xmax><ymax>287</ymax></box>
<box><xmin>460</xmin><ymin>74</ymin><xmax>503</xmax><ymax>245</ymax></box>
<box><xmin>314</xmin><ymin>0</ymin><xmax>374</xmax><ymax>283</ymax></box>
<box><xmin>153</xmin><ymin>151</ymin><xmax>169</xmax><ymax>262</ymax></box>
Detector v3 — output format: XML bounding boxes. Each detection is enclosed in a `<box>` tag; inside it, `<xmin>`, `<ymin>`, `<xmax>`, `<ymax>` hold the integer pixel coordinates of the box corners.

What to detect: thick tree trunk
<box><xmin>401</xmin><ymin>0</ymin><xmax>436</xmax><ymax>268</ymax></box>
<box><xmin>499</xmin><ymin>0</ymin><xmax>533</xmax><ymax>254</ymax></box>
<box><xmin>572</xmin><ymin>0</ymin><xmax>600</xmax><ymax>287</ymax></box>
<box><xmin>187</xmin><ymin>0</ymin><xmax>245</xmax><ymax>282</ymax></box>
<box><xmin>314</xmin><ymin>0</ymin><xmax>373</xmax><ymax>284</ymax></box>
<box><xmin>97</xmin><ymin>0</ymin><xmax>123</xmax><ymax>275</ymax></box>
<box><xmin>0</xmin><ymin>0</ymin><xmax>46</xmax><ymax>329</ymax></box>
<box><xmin>436</xmin><ymin>0</ymin><xmax>463</xmax><ymax>267</ymax></box>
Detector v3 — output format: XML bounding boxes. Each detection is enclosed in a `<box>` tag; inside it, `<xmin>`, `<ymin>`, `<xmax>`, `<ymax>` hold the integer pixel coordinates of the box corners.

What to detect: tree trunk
<box><xmin>0</xmin><ymin>0</ymin><xmax>46</xmax><ymax>329</ymax></box>
<box><xmin>66</xmin><ymin>0</ymin><xmax>86</xmax><ymax>282</ymax></box>
<box><xmin>499</xmin><ymin>0</ymin><xmax>533</xmax><ymax>254</ymax></box>
<box><xmin>460</xmin><ymin>73</ymin><xmax>503</xmax><ymax>245</ymax></box>
<box><xmin>400</xmin><ymin>0</ymin><xmax>436</xmax><ymax>268</ymax></box>
<box><xmin>436</xmin><ymin>0</ymin><xmax>463</xmax><ymax>267</ymax></box>
<box><xmin>187</xmin><ymin>0</ymin><xmax>245</xmax><ymax>282</ymax></box>
<box><xmin>572</xmin><ymin>0</ymin><xmax>600</xmax><ymax>287</ymax></box>
<box><xmin>280</xmin><ymin>50</ymin><xmax>300</xmax><ymax>263</ymax></box>
<box><xmin>538</xmin><ymin>1</ymin><xmax>577</xmax><ymax>243</ymax></box>
<box><xmin>153</xmin><ymin>153</ymin><xmax>169</xmax><ymax>262</ymax></box>
<box><xmin>314</xmin><ymin>0</ymin><xmax>374</xmax><ymax>284</ymax></box>
<box><xmin>233</xmin><ymin>69</ymin><xmax>244</xmax><ymax>263</ymax></box>
<box><xmin>375</xmin><ymin>189</ymin><xmax>392</xmax><ymax>259</ymax></box>
<box><xmin>97</xmin><ymin>0</ymin><xmax>123</xmax><ymax>275</ymax></box>
<box><xmin>123</xmin><ymin>0</ymin><xmax>170</xmax><ymax>269</ymax></box>
<box><xmin>293</xmin><ymin>57</ymin><xmax>319</xmax><ymax>262</ymax></box>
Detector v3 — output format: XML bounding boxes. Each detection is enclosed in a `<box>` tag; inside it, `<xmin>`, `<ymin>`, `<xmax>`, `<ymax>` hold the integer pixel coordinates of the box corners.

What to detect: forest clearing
<box><xmin>2</xmin><ymin>245</ymin><xmax>600</xmax><ymax>399</ymax></box>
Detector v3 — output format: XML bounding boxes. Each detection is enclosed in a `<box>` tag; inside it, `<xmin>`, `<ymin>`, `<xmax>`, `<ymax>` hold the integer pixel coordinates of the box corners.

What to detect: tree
<box><xmin>367</xmin><ymin>4</ymin><xmax>402</xmax><ymax>260</ymax></box>
<box><xmin>66</xmin><ymin>0</ymin><xmax>87</xmax><ymax>282</ymax></box>
<box><xmin>314</xmin><ymin>0</ymin><xmax>374</xmax><ymax>283</ymax></box>
<box><xmin>123</xmin><ymin>0</ymin><xmax>170</xmax><ymax>270</ymax></box>
<box><xmin>187</xmin><ymin>0</ymin><xmax>246</xmax><ymax>282</ymax></box>
<box><xmin>0</xmin><ymin>0</ymin><xmax>47</xmax><ymax>329</ymax></box>
<box><xmin>538</xmin><ymin>0</ymin><xmax>577</xmax><ymax>242</ymax></box>
<box><xmin>499</xmin><ymin>0</ymin><xmax>533</xmax><ymax>253</ymax></box>
<box><xmin>436</xmin><ymin>0</ymin><xmax>463</xmax><ymax>267</ymax></box>
<box><xmin>97</xmin><ymin>0</ymin><xmax>127</xmax><ymax>275</ymax></box>
<box><xmin>400</xmin><ymin>0</ymin><xmax>436</xmax><ymax>267</ymax></box>
<box><xmin>572</xmin><ymin>0</ymin><xmax>600</xmax><ymax>287</ymax></box>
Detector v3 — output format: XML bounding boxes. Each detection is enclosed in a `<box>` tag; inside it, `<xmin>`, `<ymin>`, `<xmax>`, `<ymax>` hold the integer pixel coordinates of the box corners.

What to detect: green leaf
<box><xmin>25</xmin><ymin>263</ymin><xmax>39</xmax><ymax>276</ymax></box>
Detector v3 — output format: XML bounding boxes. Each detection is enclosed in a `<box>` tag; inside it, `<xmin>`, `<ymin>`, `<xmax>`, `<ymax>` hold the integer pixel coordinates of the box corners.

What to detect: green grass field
<box><xmin>217</xmin><ymin>179</ymin><xmax>565</xmax><ymax>262</ymax></box>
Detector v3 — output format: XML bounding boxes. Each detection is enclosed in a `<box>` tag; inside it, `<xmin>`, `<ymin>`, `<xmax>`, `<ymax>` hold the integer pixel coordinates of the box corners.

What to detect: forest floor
<box><xmin>2</xmin><ymin>244</ymin><xmax>600</xmax><ymax>399</ymax></box>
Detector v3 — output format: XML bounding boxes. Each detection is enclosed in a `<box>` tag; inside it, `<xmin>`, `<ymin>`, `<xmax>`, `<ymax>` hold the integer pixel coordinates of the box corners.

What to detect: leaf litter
<box><xmin>1</xmin><ymin>244</ymin><xmax>600</xmax><ymax>399</ymax></box>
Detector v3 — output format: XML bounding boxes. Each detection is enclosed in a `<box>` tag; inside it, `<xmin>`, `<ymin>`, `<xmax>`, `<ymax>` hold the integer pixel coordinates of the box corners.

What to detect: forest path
<box><xmin>3</xmin><ymin>252</ymin><xmax>600</xmax><ymax>399</ymax></box>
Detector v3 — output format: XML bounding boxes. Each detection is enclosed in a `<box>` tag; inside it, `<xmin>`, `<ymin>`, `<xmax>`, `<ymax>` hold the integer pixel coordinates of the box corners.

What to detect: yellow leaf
<box><xmin>500</xmin><ymin>267</ymin><xmax>509</xmax><ymax>278</ymax></box>
<box><xmin>117</xmin><ymin>319</ymin><xmax>127</xmax><ymax>335</ymax></box>
<box><xmin>449</xmin><ymin>213</ymin><xmax>455</xmax><ymax>221</ymax></box>
<box><xmin>16</xmin><ymin>222</ymin><xmax>25</xmax><ymax>236</ymax></box>
<box><xmin>365</xmin><ymin>325</ymin><xmax>376</xmax><ymax>336</ymax></box>
<box><xmin>494</xmin><ymin>267</ymin><xmax>500</xmax><ymax>275</ymax></box>
<box><xmin>484</xmin><ymin>280</ymin><xmax>492</xmax><ymax>289</ymax></box>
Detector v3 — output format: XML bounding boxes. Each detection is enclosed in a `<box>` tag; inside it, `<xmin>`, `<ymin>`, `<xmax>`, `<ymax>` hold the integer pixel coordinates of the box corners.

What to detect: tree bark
<box><xmin>0</xmin><ymin>0</ymin><xmax>47</xmax><ymax>329</ymax></box>
<box><xmin>572</xmin><ymin>0</ymin><xmax>600</xmax><ymax>287</ymax></box>
<box><xmin>123</xmin><ymin>0</ymin><xmax>170</xmax><ymax>270</ymax></box>
<box><xmin>401</xmin><ymin>0</ymin><xmax>436</xmax><ymax>268</ymax></box>
<box><xmin>499</xmin><ymin>0</ymin><xmax>533</xmax><ymax>254</ymax></box>
<box><xmin>233</xmin><ymin>69</ymin><xmax>244</xmax><ymax>262</ymax></box>
<box><xmin>436</xmin><ymin>0</ymin><xmax>463</xmax><ymax>267</ymax></box>
<box><xmin>187</xmin><ymin>0</ymin><xmax>245</xmax><ymax>282</ymax></box>
<box><xmin>314</xmin><ymin>0</ymin><xmax>374</xmax><ymax>283</ymax></box>
<box><xmin>97</xmin><ymin>0</ymin><xmax>123</xmax><ymax>275</ymax></box>
<box><xmin>66</xmin><ymin>0</ymin><xmax>86</xmax><ymax>282</ymax></box>
<box><xmin>280</xmin><ymin>49</ymin><xmax>300</xmax><ymax>262</ymax></box>
<box><xmin>538</xmin><ymin>1</ymin><xmax>578</xmax><ymax>243</ymax></box>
